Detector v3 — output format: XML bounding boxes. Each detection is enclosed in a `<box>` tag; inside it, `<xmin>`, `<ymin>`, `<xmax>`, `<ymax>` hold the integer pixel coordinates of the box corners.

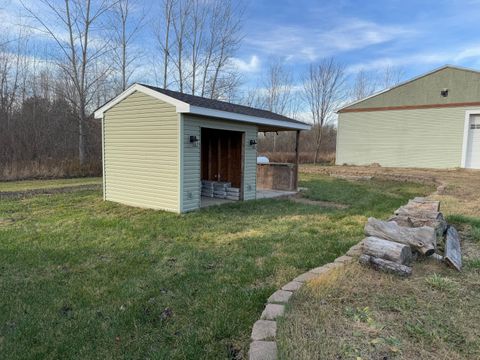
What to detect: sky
<box><xmin>3</xmin><ymin>0</ymin><xmax>480</xmax><ymax>91</ymax></box>
<box><xmin>237</xmin><ymin>0</ymin><xmax>480</xmax><ymax>80</ymax></box>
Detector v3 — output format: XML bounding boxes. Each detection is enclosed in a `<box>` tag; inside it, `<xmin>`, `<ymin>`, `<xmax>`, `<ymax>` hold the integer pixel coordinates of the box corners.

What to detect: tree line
<box><xmin>0</xmin><ymin>0</ymin><xmax>403</xmax><ymax>180</ymax></box>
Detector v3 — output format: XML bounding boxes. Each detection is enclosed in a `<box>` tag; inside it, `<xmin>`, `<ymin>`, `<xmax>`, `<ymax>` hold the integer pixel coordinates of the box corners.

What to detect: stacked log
<box><xmin>359</xmin><ymin>255</ymin><xmax>412</xmax><ymax>277</ymax></box>
<box><xmin>365</xmin><ymin>218</ymin><xmax>436</xmax><ymax>256</ymax></box>
<box><xmin>359</xmin><ymin>197</ymin><xmax>462</xmax><ymax>276</ymax></box>
<box><xmin>390</xmin><ymin>197</ymin><xmax>448</xmax><ymax>238</ymax></box>
<box><xmin>362</xmin><ymin>237</ymin><xmax>412</xmax><ymax>264</ymax></box>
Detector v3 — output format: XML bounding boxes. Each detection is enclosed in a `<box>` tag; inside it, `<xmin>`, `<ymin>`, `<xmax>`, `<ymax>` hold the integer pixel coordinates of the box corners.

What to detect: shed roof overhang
<box><xmin>94</xmin><ymin>84</ymin><xmax>311</xmax><ymax>131</ymax></box>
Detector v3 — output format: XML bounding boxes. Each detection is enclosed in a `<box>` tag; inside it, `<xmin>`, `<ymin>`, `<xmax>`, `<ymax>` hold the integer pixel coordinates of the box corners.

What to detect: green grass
<box><xmin>447</xmin><ymin>214</ymin><xmax>480</xmax><ymax>242</ymax></box>
<box><xmin>0</xmin><ymin>177</ymin><xmax>102</xmax><ymax>192</ymax></box>
<box><xmin>0</xmin><ymin>175</ymin><xmax>431</xmax><ymax>359</ymax></box>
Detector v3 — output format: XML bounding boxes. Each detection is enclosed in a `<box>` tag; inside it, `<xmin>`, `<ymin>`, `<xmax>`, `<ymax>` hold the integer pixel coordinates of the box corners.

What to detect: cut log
<box><xmin>359</xmin><ymin>254</ymin><xmax>412</xmax><ymax>277</ymax></box>
<box><xmin>362</xmin><ymin>237</ymin><xmax>412</xmax><ymax>265</ymax></box>
<box><xmin>395</xmin><ymin>198</ymin><xmax>442</xmax><ymax>221</ymax></box>
<box><xmin>395</xmin><ymin>208</ymin><xmax>442</xmax><ymax>220</ymax></box>
<box><xmin>388</xmin><ymin>213</ymin><xmax>448</xmax><ymax>238</ymax></box>
<box><xmin>365</xmin><ymin>217</ymin><xmax>436</xmax><ymax>256</ymax></box>
<box><xmin>409</xmin><ymin>197</ymin><xmax>440</xmax><ymax>212</ymax></box>
<box><xmin>445</xmin><ymin>226</ymin><xmax>462</xmax><ymax>271</ymax></box>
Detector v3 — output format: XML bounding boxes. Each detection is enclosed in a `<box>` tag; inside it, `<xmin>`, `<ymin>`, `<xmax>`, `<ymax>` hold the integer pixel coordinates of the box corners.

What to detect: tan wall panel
<box><xmin>104</xmin><ymin>91</ymin><xmax>179</xmax><ymax>211</ymax></box>
<box><xmin>336</xmin><ymin>106</ymin><xmax>478</xmax><ymax>168</ymax></box>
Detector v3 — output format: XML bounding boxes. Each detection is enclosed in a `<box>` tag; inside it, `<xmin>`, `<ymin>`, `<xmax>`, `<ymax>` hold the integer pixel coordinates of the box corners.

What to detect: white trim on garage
<box><xmin>461</xmin><ymin>109</ymin><xmax>480</xmax><ymax>168</ymax></box>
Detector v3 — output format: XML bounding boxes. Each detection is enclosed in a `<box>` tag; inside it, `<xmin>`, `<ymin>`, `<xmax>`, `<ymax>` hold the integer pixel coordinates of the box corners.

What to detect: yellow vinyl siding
<box><xmin>104</xmin><ymin>91</ymin><xmax>179</xmax><ymax>211</ymax></box>
<box><xmin>336</xmin><ymin>106</ymin><xmax>479</xmax><ymax>168</ymax></box>
<box><xmin>182</xmin><ymin>115</ymin><xmax>258</xmax><ymax>212</ymax></box>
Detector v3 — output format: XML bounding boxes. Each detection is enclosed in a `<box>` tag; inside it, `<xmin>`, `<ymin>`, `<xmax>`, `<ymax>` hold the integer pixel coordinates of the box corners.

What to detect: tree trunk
<box><xmin>362</xmin><ymin>236</ymin><xmax>412</xmax><ymax>265</ymax></box>
<box><xmin>359</xmin><ymin>254</ymin><xmax>412</xmax><ymax>277</ymax></box>
<box><xmin>364</xmin><ymin>217</ymin><xmax>436</xmax><ymax>256</ymax></box>
<box><xmin>313</xmin><ymin>125</ymin><xmax>323</xmax><ymax>164</ymax></box>
<box><xmin>78</xmin><ymin>111</ymin><xmax>86</xmax><ymax>165</ymax></box>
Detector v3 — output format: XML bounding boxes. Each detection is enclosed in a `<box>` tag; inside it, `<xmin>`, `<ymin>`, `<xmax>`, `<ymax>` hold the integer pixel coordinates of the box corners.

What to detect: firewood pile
<box><xmin>359</xmin><ymin>197</ymin><xmax>462</xmax><ymax>276</ymax></box>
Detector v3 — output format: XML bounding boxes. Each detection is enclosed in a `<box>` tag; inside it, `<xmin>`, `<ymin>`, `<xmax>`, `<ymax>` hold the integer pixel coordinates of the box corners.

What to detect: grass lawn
<box><xmin>0</xmin><ymin>177</ymin><xmax>102</xmax><ymax>192</ymax></box>
<box><xmin>279</xmin><ymin>167</ymin><xmax>480</xmax><ymax>360</ymax></box>
<box><xmin>0</xmin><ymin>174</ymin><xmax>431</xmax><ymax>359</ymax></box>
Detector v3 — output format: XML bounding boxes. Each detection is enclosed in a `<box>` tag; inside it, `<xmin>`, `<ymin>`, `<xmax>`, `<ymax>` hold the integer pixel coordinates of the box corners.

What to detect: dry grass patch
<box><xmin>278</xmin><ymin>254</ymin><xmax>480</xmax><ymax>360</ymax></box>
<box><xmin>279</xmin><ymin>166</ymin><xmax>480</xmax><ymax>360</ymax></box>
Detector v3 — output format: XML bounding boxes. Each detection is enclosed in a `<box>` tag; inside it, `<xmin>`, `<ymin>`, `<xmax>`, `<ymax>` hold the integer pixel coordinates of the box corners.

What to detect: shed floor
<box><xmin>200</xmin><ymin>190</ymin><xmax>297</xmax><ymax>208</ymax></box>
<box><xmin>256</xmin><ymin>189</ymin><xmax>297</xmax><ymax>199</ymax></box>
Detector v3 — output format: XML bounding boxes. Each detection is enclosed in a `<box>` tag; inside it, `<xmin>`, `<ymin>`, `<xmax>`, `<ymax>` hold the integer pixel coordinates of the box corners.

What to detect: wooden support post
<box><xmin>294</xmin><ymin>130</ymin><xmax>300</xmax><ymax>190</ymax></box>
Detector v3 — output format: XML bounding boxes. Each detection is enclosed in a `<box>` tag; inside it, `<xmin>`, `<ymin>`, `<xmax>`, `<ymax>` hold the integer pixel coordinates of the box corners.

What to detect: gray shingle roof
<box><xmin>140</xmin><ymin>84</ymin><xmax>308</xmax><ymax>126</ymax></box>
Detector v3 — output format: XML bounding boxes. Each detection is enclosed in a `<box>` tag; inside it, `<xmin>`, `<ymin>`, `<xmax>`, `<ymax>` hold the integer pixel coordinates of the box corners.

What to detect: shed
<box><xmin>94</xmin><ymin>84</ymin><xmax>310</xmax><ymax>212</ymax></box>
<box><xmin>336</xmin><ymin>65</ymin><xmax>480</xmax><ymax>169</ymax></box>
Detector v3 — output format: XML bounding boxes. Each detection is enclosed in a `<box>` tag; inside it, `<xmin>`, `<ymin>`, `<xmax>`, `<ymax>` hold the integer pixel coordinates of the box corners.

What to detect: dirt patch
<box><xmin>0</xmin><ymin>184</ymin><xmax>101</xmax><ymax>200</ymax></box>
<box><xmin>302</xmin><ymin>165</ymin><xmax>480</xmax><ymax>217</ymax></box>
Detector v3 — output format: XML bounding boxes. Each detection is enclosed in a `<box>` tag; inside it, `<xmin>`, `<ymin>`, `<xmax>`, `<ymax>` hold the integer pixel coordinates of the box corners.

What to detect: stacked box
<box><xmin>213</xmin><ymin>182</ymin><xmax>230</xmax><ymax>199</ymax></box>
<box><xmin>201</xmin><ymin>180</ymin><xmax>215</xmax><ymax>197</ymax></box>
<box><xmin>201</xmin><ymin>181</ymin><xmax>239</xmax><ymax>200</ymax></box>
<box><xmin>226</xmin><ymin>187</ymin><xmax>240</xmax><ymax>200</ymax></box>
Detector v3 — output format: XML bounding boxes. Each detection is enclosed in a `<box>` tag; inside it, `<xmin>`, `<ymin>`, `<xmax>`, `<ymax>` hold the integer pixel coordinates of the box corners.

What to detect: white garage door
<box><xmin>466</xmin><ymin>115</ymin><xmax>480</xmax><ymax>169</ymax></box>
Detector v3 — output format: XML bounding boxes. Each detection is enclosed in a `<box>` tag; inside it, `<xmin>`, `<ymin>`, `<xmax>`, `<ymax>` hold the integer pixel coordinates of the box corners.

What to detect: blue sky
<box><xmin>236</xmin><ymin>0</ymin><xmax>480</xmax><ymax>81</ymax></box>
<box><xmin>3</xmin><ymin>0</ymin><xmax>480</xmax><ymax>89</ymax></box>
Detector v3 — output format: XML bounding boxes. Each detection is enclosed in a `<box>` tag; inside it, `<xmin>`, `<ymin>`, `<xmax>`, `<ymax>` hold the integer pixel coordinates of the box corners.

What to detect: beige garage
<box><xmin>94</xmin><ymin>84</ymin><xmax>309</xmax><ymax>213</ymax></box>
<box><xmin>336</xmin><ymin>65</ymin><xmax>480</xmax><ymax>169</ymax></box>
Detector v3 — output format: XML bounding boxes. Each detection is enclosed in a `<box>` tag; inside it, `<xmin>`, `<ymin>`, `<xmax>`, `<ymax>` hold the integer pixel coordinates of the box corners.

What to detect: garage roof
<box><xmin>337</xmin><ymin>65</ymin><xmax>480</xmax><ymax>113</ymax></box>
<box><xmin>94</xmin><ymin>83</ymin><xmax>310</xmax><ymax>131</ymax></box>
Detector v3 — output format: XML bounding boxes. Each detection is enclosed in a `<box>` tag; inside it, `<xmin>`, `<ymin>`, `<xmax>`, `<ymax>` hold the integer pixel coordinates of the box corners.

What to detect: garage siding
<box><xmin>336</xmin><ymin>106</ymin><xmax>479</xmax><ymax>168</ymax></box>
<box><xmin>182</xmin><ymin>115</ymin><xmax>258</xmax><ymax>212</ymax></box>
<box><xmin>104</xmin><ymin>91</ymin><xmax>180</xmax><ymax>211</ymax></box>
<box><xmin>345</xmin><ymin>67</ymin><xmax>480</xmax><ymax>110</ymax></box>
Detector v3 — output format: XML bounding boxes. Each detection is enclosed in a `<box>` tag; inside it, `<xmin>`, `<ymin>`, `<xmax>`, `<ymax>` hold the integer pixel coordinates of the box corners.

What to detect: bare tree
<box><xmin>254</xmin><ymin>60</ymin><xmax>299</xmax><ymax>151</ymax></box>
<box><xmin>110</xmin><ymin>0</ymin><xmax>145</xmax><ymax>91</ymax></box>
<box><xmin>207</xmin><ymin>0</ymin><xmax>243</xmax><ymax>99</ymax></box>
<box><xmin>380</xmin><ymin>65</ymin><xmax>405</xmax><ymax>89</ymax></box>
<box><xmin>303</xmin><ymin>58</ymin><xmax>345</xmax><ymax>164</ymax></box>
<box><xmin>171</xmin><ymin>0</ymin><xmax>191</xmax><ymax>93</ymax></box>
<box><xmin>153</xmin><ymin>0</ymin><xmax>243</xmax><ymax>99</ymax></box>
<box><xmin>351</xmin><ymin>70</ymin><xmax>377</xmax><ymax>101</ymax></box>
<box><xmin>349</xmin><ymin>66</ymin><xmax>405</xmax><ymax>103</ymax></box>
<box><xmin>22</xmin><ymin>0</ymin><xmax>115</xmax><ymax>165</ymax></box>
<box><xmin>154</xmin><ymin>0</ymin><xmax>176</xmax><ymax>88</ymax></box>
<box><xmin>261</xmin><ymin>61</ymin><xmax>298</xmax><ymax>115</ymax></box>
<box><xmin>186</xmin><ymin>0</ymin><xmax>207</xmax><ymax>95</ymax></box>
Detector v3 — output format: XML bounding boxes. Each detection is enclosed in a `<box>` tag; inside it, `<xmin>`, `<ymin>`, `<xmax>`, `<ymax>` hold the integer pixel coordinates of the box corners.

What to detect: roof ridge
<box><xmin>138</xmin><ymin>83</ymin><xmax>307</xmax><ymax>125</ymax></box>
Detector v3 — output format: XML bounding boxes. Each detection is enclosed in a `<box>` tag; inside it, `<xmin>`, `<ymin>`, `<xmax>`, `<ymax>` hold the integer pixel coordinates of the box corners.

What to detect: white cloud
<box><xmin>245</xmin><ymin>18</ymin><xmax>413</xmax><ymax>62</ymax></box>
<box><xmin>230</xmin><ymin>55</ymin><xmax>261</xmax><ymax>73</ymax></box>
<box><xmin>346</xmin><ymin>43</ymin><xmax>480</xmax><ymax>74</ymax></box>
